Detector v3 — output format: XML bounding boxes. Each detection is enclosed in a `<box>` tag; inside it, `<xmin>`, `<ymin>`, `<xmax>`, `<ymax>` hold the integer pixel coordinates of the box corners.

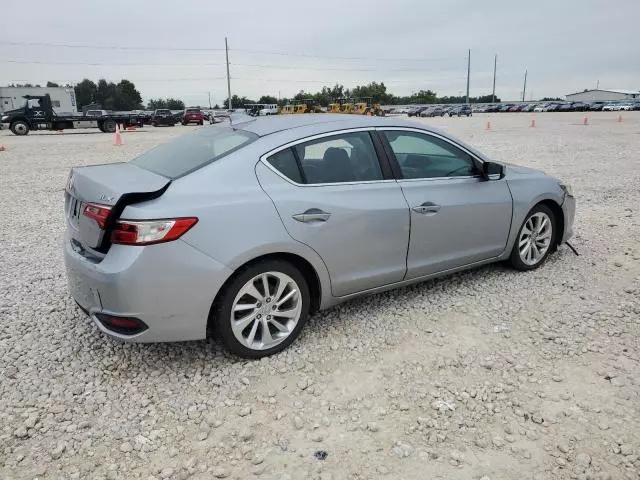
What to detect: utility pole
<box><xmin>466</xmin><ymin>49</ymin><xmax>471</xmax><ymax>105</ymax></box>
<box><xmin>225</xmin><ymin>37</ymin><xmax>232</xmax><ymax>111</ymax></box>
<box><xmin>596</xmin><ymin>80</ymin><xmax>599</xmax><ymax>89</ymax></box>
<box><xmin>522</xmin><ymin>69</ymin><xmax>528</xmax><ymax>102</ymax></box>
<box><xmin>208</xmin><ymin>91</ymin><xmax>212</xmax><ymax>109</ymax></box>
<box><xmin>492</xmin><ymin>54</ymin><xmax>497</xmax><ymax>104</ymax></box>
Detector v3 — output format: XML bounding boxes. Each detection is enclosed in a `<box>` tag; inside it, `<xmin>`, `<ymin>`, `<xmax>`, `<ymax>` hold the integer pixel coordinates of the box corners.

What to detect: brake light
<box><xmin>83</xmin><ymin>203</ymin><xmax>112</xmax><ymax>229</ymax></box>
<box><xmin>111</xmin><ymin>217</ymin><xmax>198</xmax><ymax>245</ymax></box>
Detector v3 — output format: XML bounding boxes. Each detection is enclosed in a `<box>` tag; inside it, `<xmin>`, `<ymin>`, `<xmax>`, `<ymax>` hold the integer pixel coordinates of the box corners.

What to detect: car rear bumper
<box><xmin>561</xmin><ymin>194</ymin><xmax>576</xmax><ymax>244</ymax></box>
<box><xmin>64</xmin><ymin>231</ymin><xmax>234</xmax><ymax>342</ymax></box>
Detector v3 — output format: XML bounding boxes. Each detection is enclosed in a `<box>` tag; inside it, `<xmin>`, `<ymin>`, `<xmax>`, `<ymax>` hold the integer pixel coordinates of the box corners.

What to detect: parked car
<box><xmin>545</xmin><ymin>104</ymin><xmax>561</xmax><ymax>112</ymax></box>
<box><xmin>421</xmin><ymin>106</ymin><xmax>445</xmax><ymax>117</ymax></box>
<box><xmin>587</xmin><ymin>101</ymin><xmax>605</xmax><ymax>111</ymax></box>
<box><xmin>449</xmin><ymin>105</ymin><xmax>472</xmax><ymax>117</ymax></box>
<box><xmin>63</xmin><ymin>115</ymin><xmax>575</xmax><ymax>358</ymax></box>
<box><xmin>151</xmin><ymin>109</ymin><xmax>176</xmax><ymax>127</ymax></box>
<box><xmin>617</xmin><ymin>103</ymin><xmax>633</xmax><ymax>111</ymax></box>
<box><xmin>571</xmin><ymin>102</ymin><xmax>589</xmax><ymax>112</ymax></box>
<box><xmin>533</xmin><ymin>104</ymin><xmax>547</xmax><ymax>112</ymax></box>
<box><xmin>602</xmin><ymin>103</ymin><xmax>620</xmax><ymax>111</ymax></box>
<box><xmin>558</xmin><ymin>103</ymin><xmax>574</xmax><ymax>112</ymax></box>
<box><xmin>408</xmin><ymin>106</ymin><xmax>428</xmax><ymax>117</ymax></box>
<box><xmin>485</xmin><ymin>104</ymin><xmax>501</xmax><ymax>113</ymax></box>
<box><xmin>499</xmin><ymin>104</ymin><xmax>515</xmax><ymax>112</ymax></box>
<box><xmin>632</xmin><ymin>101</ymin><xmax>640</xmax><ymax>111</ymax></box>
<box><xmin>182</xmin><ymin>108</ymin><xmax>205</xmax><ymax>125</ymax></box>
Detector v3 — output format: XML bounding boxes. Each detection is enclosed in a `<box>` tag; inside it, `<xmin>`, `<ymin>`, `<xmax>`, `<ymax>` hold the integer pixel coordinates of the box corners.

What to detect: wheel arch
<box><xmin>207</xmin><ymin>251</ymin><xmax>323</xmax><ymax>334</ymax></box>
<box><xmin>537</xmin><ymin>198</ymin><xmax>564</xmax><ymax>250</ymax></box>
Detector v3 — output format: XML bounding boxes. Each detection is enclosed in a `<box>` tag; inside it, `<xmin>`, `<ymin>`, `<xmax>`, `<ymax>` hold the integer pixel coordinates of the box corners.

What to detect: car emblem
<box><xmin>67</xmin><ymin>173</ymin><xmax>75</xmax><ymax>192</ymax></box>
<box><xmin>99</xmin><ymin>193</ymin><xmax>115</xmax><ymax>203</ymax></box>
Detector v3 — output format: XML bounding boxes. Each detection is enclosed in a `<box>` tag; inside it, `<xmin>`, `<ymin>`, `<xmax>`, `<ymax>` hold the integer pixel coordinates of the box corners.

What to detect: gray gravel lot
<box><xmin>1</xmin><ymin>113</ymin><xmax>639</xmax><ymax>480</ymax></box>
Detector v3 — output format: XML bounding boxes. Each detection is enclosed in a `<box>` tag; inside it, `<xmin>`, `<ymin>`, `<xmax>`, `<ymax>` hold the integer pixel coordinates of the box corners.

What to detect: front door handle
<box><xmin>292</xmin><ymin>208</ymin><xmax>331</xmax><ymax>223</ymax></box>
<box><xmin>412</xmin><ymin>202</ymin><xmax>441</xmax><ymax>214</ymax></box>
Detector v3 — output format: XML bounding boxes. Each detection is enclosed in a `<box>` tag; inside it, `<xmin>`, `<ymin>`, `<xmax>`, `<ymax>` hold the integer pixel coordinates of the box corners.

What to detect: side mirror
<box><xmin>482</xmin><ymin>161</ymin><xmax>504</xmax><ymax>180</ymax></box>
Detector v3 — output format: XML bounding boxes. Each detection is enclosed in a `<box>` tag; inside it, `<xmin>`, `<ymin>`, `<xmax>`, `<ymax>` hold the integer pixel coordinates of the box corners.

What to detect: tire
<box><xmin>199</xmin><ymin>120</ymin><xmax>204</xmax><ymax>125</ymax></box>
<box><xmin>10</xmin><ymin>120</ymin><xmax>30</xmax><ymax>136</ymax></box>
<box><xmin>152</xmin><ymin>121</ymin><xmax>157</xmax><ymax>127</ymax></box>
<box><xmin>508</xmin><ymin>204</ymin><xmax>557</xmax><ymax>271</ymax></box>
<box><xmin>103</xmin><ymin>119</ymin><xmax>116</xmax><ymax>133</ymax></box>
<box><xmin>213</xmin><ymin>259</ymin><xmax>310</xmax><ymax>358</ymax></box>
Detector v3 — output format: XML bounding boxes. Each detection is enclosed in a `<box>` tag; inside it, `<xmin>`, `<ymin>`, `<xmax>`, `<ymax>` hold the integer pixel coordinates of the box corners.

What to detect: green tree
<box><xmin>46</xmin><ymin>81</ymin><xmax>60</xmax><ymax>87</ymax></box>
<box><xmin>166</xmin><ymin>98</ymin><xmax>185</xmax><ymax>110</ymax></box>
<box><xmin>258</xmin><ymin>95</ymin><xmax>278</xmax><ymax>104</ymax></box>
<box><xmin>74</xmin><ymin>79</ymin><xmax>98</xmax><ymax>108</ymax></box>
<box><xmin>148</xmin><ymin>98</ymin><xmax>167</xmax><ymax>109</ymax></box>
<box><xmin>115</xmin><ymin>80</ymin><xmax>143</xmax><ymax>110</ymax></box>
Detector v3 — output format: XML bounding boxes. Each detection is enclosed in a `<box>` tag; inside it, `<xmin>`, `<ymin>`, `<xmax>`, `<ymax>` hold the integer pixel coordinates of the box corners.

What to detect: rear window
<box><xmin>131</xmin><ymin>127</ymin><xmax>257</xmax><ymax>179</ymax></box>
<box><xmin>156</xmin><ymin>109</ymin><xmax>171</xmax><ymax>114</ymax></box>
<box><xmin>186</xmin><ymin>109</ymin><xmax>201</xmax><ymax>114</ymax></box>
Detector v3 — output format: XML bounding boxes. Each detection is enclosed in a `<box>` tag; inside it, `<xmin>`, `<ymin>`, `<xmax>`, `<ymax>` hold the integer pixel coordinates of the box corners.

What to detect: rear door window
<box><xmin>131</xmin><ymin>127</ymin><xmax>257</xmax><ymax>179</ymax></box>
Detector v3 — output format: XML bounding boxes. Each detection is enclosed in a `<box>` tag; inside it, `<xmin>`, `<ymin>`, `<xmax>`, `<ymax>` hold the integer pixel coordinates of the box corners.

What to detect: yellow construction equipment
<box><xmin>279</xmin><ymin>104</ymin><xmax>296</xmax><ymax>114</ymax></box>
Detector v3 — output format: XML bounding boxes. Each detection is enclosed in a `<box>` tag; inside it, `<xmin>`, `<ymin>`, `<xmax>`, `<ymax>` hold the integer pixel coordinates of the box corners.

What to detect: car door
<box><xmin>255</xmin><ymin>129</ymin><xmax>410</xmax><ymax>297</ymax></box>
<box><xmin>379</xmin><ymin>128</ymin><xmax>513</xmax><ymax>280</ymax></box>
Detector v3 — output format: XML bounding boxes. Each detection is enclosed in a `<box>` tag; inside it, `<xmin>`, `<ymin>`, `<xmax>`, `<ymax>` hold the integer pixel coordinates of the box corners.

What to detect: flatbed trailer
<box><xmin>0</xmin><ymin>94</ymin><xmax>144</xmax><ymax>136</ymax></box>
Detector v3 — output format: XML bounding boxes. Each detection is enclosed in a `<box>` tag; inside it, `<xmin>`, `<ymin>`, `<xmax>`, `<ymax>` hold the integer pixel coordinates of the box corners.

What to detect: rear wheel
<box><xmin>103</xmin><ymin>119</ymin><xmax>116</xmax><ymax>133</ymax></box>
<box><xmin>213</xmin><ymin>260</ymin><xmax>310</xmax><ymax>358</ymax></box>
<box><xmin>509</xmin><ymin>204</ymin><xmax>556</xmax><ymax>270</ymax></box>
<box><xmin>10</xmin><ymin>120</ymin><xmax>30</xmax><ymax>136</ymax></box>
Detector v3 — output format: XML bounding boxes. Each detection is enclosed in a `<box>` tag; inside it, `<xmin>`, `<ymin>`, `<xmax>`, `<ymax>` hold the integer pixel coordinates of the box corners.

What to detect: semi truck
<box><xmin>0</xmin><ymin>94</ymin><xmax>144</xmax><ymax>136</ymax></box>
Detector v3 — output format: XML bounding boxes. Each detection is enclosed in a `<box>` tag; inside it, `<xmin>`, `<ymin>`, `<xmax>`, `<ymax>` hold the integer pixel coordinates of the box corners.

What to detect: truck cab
<box><xmin>0</xmin><ymin>95</ymin><xmax>54</xmax><ymax>135</ymax></box>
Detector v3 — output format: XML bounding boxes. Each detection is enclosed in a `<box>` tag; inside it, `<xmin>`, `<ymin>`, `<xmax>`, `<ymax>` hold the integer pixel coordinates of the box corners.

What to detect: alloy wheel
<box><xmin>518</xmin><ymin>212</ymin><xmax>553</xmax><ymax>266</ymax></box>
<box><xmin>230</xmin><ymin>271</ymin><xmax>302</xmax><ymax>351</ymax></box>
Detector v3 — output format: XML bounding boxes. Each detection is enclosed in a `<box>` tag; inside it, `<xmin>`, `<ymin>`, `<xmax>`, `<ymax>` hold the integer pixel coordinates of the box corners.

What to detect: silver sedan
<box><xmin>64</xmin><ymin>114</ymin><xmax>575</xmax><ymax>358</ymax></box>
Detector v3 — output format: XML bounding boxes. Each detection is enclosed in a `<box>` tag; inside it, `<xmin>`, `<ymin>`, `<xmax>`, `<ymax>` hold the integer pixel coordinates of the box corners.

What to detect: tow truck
<box><xmin>0</xmin><ymin>94</ymin><xmax>144</xmax><ymax>136</ymax></box>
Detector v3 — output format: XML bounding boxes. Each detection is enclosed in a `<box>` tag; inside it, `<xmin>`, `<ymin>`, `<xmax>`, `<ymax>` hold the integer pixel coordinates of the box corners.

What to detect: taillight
<box><xmin>111</xmin><ymin>217</ymin><xmax>198</xmax><ymax>246</ymax></box>
<box><xmin>83</xmin><ymin>203</ymin><xmax>112</xmax><ymax>229</ymax></box>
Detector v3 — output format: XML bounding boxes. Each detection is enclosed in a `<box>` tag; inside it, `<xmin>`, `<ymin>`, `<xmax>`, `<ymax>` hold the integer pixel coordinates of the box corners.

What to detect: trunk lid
<box><xmin>65</xmin><ymin>162</ymin><xmax>170</xmax><ymax>250</ymax></box>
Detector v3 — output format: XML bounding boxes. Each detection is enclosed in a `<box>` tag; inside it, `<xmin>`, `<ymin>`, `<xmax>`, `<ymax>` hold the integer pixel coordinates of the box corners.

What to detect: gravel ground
<box><xmin>1</xmin><ymin>113</ymin><xmax>639</xmax><ymax>480</ymax></box>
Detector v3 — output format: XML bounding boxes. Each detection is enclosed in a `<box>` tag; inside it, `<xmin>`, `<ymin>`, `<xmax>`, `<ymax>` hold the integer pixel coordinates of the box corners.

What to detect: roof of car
<box><xmin>235</xmin><ymin>114</ymin><xmax>418</xmax><ymax>137</ymax></box>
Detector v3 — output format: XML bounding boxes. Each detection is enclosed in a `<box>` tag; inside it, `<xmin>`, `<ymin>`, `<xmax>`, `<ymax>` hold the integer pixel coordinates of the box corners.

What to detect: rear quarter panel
<box><xmin>120</xmin><ymin>142</ymin><xmax>333</xmax><ymax>307</ymax></box>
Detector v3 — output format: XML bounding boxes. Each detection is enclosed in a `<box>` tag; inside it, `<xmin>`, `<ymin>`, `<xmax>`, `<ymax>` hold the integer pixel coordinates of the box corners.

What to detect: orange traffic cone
<box><xmin>114</xmin><ymin>125</ymin><xmax>123</xmax><ymax>146</ymax></box>
<box><xmin>530</xmin><ymin>119</ymin><xmax>536</xmax><ymax>128</ymax></box>
<box><xmin>617</xmin><ymin>114</ymin><xmax>622</xmax><ymax>123</ymax></box>
<box><xmin>583</xmin><ymin>116</ymin><xmax>589</xmax><ymax>126</ymax></box>
<box><xmin>0</xmin><ymin>145</ymin><xmax>5</xmax><ymax>152</ymax></box>
<box><xmin>485</xmin><ymin>120</ymin><xmax>491</xmax><ymax>130</ymax></box>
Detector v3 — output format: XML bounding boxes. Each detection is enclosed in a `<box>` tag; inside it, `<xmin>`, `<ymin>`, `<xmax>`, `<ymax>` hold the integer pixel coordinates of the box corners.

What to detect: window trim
<box><xmin>260</xmin><ymin>127</ymin><xmax>394</xmax><ymax>187</ymax></box>
<box><xmin>376</xmin><ymin>127</ymin><xmax>485</xmax><ymax>182</ymax></box>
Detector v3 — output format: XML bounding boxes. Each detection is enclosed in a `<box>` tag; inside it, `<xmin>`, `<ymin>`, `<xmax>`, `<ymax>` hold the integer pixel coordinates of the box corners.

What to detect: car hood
<box><xmin>504</xmin><ymin>163</ymin><xmax>546</xmax><ymax>177</ymax></box>
<box><xmin>1</xmin><ymin>107</ymin><xmax>23</xmax><ymax>117</ymax></box>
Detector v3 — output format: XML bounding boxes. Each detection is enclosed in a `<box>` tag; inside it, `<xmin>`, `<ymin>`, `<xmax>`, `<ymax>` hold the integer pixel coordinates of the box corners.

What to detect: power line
<box><xmin>2</xmin><ymin>58</ymin><xmax>459</xmax><ymax>73</ymax></box>
<box><xmin>0</xmin><ymin>40</ymin><xmax>224</xmax><ymax>52</ymax></box>
<box><xmin>0</xmin><ymin>40</ymin><xmax>448</xmax><ymax>62</ymax></box>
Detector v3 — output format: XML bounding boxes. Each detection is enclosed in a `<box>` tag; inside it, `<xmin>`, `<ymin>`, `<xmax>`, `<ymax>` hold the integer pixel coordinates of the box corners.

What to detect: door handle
<box><xmin>412</xmin><ymin>202</ymin><xmax>441</xmax><ymax>214</ymax></box>
<box><xmin>292</xmin><ymin>209</ymin><xmax>331</xmax><ymax>223</ymax></box>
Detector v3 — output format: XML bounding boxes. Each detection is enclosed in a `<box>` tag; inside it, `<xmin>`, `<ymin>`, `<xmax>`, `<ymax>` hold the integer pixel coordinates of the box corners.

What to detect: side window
<box><xmin>266</xmin><ymin>148</ymin><xmax>303</xmax><ymax>184</ymax></box>
<box><xmin>383</xmin><ymin>131</ymin><xmax>479</xmax><ymax>179</ymax></box>
<box><xmin>294</xmin><ymin>132</ymin><xmax>383</xmax><ymax>184</ymax></box>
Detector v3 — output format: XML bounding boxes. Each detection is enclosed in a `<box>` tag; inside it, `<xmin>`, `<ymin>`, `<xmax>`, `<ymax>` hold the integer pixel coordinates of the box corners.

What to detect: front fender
<box><xmin>503</xmin><ymin>177</ymin><xmax>565</xmax><ymax>258</ymax></box>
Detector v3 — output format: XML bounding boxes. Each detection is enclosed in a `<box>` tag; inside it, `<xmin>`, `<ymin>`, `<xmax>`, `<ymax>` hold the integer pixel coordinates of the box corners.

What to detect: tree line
<box><xmin>10</xmin><ymin>78</ymin><xmax>502</xmax><ymax>111</ymax></box>
<box><xmin>224</xmin><ymin>82</ymin><xmax>501</xmax><ymax>108</ymax></box>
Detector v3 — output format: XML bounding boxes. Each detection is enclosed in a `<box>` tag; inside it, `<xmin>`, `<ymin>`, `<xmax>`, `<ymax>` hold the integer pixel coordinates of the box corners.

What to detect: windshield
<box><xmin>130</xmin><ymin>127</ymin><xmax>258</xmax><ymax>179</ymax></box>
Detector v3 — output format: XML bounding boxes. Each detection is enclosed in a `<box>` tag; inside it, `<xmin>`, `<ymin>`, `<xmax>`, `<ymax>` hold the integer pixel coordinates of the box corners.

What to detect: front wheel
<box><xmin>11</xmin><ymin>120</ymin><xmax>30</xmax><ymax>136</ymax></box>
<box><xmin>103</xmin><ymin>119</ymin><xmax>116</xmax><ymax>133</ymax></box>
<box><xmin>213</xmin><ymin>260</ymin><xmax>310</xmax><ymax>358</ymax></box>
<box><xmin>509</xmin><ymin>204</ymin><xmax>557</xmax><ymax>270</ymax></box>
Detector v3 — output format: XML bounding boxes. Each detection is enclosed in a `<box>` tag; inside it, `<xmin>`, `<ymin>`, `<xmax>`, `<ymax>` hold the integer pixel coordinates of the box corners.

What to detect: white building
<box><xmin>0</xmin><ymin>86</ymin><xmax>77</xmax><ymax>115</ymax></box>
<box><xmin>566</xmin><ymin>89</ymin><xmax>640</xmax><ymax>102</ymax></box>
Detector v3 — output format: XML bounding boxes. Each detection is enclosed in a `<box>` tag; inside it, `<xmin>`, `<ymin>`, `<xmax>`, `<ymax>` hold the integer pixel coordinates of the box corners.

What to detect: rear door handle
<box><xmin>412</xmin><ymin>202</ymin><xmax>441</xmax><ymax>214</ymax></box>
<box><xmin>292</xmin><ymin>209</ymin><xmax>331</xmax><ymax>223</ymax></box>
